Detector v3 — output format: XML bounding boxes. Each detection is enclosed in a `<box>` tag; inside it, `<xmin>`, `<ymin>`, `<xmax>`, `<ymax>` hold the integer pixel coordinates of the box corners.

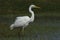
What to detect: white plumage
<box><xmin>10</xmin><ymin>4</ymin><xmax>40</xmax><ymax>31</ymax></box>
<box><xmin>14</xmin><ymin>16</ymin><xmax>30</xmax><ymax>27</ymax></box>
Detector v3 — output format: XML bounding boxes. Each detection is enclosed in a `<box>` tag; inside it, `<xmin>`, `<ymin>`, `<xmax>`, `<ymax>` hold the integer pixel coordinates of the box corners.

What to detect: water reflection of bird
<box><xmin>10</xmin><ymin>4</ymin><xmax>40</xmax><ymax>33</ymax></box>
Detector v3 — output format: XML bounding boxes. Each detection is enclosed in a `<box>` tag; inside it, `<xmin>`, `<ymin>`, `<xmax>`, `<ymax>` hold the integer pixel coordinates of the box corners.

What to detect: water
<box><xmin>0</xmin><ymin>15</ymin><xmax>60</xmax><ymax>40</ymax></box>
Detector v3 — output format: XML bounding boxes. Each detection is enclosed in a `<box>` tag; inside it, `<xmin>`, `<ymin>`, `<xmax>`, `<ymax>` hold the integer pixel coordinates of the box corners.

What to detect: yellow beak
<box><xmin>35</xmin><ymin>6</ymin><xmax>40</xmax><ymax>8</ymax></box>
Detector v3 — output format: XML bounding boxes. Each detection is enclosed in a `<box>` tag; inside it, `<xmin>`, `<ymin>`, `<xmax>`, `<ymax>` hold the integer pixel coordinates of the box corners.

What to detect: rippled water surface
<box><xmin>0</xmin><ymin>15</ymin><xmax>60</xmax><ymax>40</ymax></box>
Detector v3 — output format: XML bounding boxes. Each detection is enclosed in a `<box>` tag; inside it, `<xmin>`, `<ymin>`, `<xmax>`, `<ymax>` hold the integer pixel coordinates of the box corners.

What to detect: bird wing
<box><xmin>13</xmin><ymin>16</ymin><xmax>30</xmax><ymax>27</ymax></box>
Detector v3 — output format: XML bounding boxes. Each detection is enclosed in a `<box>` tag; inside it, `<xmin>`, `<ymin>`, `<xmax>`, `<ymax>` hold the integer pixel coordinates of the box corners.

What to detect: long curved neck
<box><xmin>29</xmin><ymin>6</ymin><xmax>34</xmax><ymax>22</ymax></box>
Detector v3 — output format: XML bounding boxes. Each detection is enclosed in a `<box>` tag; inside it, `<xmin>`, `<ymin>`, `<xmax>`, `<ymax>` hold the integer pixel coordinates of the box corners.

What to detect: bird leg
<box><xmin>21</xmin><ymin>27</ymin><xmax>24</xmax><ymax>35</ymax></box>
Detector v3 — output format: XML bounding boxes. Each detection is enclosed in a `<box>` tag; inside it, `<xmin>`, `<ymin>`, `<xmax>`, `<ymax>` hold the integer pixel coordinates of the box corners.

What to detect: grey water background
<box><xmin>0</xmin><ymin>0</ymin><xmax>60</xmax><ymax>40</ymax></box>
<box><xmin>0</xmin><ymin>12</ymin><xmax>60</xmax><ymax>40</ymax></box>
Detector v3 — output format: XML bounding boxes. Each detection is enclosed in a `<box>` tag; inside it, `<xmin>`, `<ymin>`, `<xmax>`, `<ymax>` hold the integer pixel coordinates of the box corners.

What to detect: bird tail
<box><xmin>10</xmin><ymin>24</ymin><xmax>14</xmax><ymax>30</ymax></box>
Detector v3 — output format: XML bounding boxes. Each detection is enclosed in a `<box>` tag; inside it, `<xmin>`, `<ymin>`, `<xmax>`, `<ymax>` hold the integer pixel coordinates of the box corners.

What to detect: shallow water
<box><xmin>0</xmin><ymin>15</ymin><xmax>60</xmax><ymax>40</ymax></box>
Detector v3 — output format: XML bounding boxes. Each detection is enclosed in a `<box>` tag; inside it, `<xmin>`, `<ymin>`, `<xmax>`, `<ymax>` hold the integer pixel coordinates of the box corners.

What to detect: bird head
<box><xmin>30</xmin><ymin>4</ymin><xmax>40</xmax><ymax>8</ymax></box>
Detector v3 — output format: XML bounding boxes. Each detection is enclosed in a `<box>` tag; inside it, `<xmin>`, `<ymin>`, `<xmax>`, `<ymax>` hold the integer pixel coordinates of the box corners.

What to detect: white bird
<box><xmin>10</xmin><ymin>4</ymin><xmax>40</xmax><ymax>32</ymax></box>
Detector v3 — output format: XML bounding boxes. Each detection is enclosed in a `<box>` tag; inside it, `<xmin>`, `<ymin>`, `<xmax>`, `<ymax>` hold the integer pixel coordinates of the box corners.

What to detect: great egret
<box><xmin>10</xmin><ymin>4</ymin><xmax>40</xmax><ymax>32</ymax></box>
